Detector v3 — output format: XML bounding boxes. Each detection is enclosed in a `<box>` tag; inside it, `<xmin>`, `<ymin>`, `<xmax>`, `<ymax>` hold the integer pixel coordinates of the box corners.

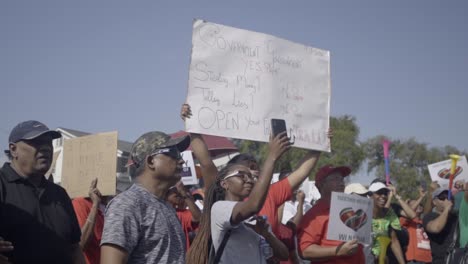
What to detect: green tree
<box><xmin>232</xmin><ymin>115</ymin><xmax>366</xmax><ymax>181</ymax></box>
<box><xmin>363</xmin><ymin>136</ymin><xmax>467</xmax><ymax>199</ymax></box>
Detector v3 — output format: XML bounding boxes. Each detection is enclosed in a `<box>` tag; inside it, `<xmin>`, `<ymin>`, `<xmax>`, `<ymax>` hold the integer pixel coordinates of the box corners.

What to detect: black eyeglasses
<box><xmin>150</xmin><ymin>147</ymin><xmax>182</xmax><ymax>160</ymax></box>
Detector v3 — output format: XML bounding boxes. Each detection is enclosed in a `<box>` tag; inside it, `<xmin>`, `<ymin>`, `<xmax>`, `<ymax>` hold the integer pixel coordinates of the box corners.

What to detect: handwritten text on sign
<box><xmin>61</xmin><ymin>131</ymin><xmax>118</xmax><ymax>198</ymax></box>
<box><xmin>327</xmin><ymin>192</ymin><xmax>373</xmax><ymax>244</ymax></box>
<box><xmin>185</xmin><ymin>19</ymin><xmax>331</xmax><ymax>151</ymax></box>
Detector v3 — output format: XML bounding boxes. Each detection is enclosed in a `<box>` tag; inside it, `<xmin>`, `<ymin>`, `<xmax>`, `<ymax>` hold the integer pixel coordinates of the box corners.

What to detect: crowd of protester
<box><xmin>0</xmin><ymin>104</ymin><xmax>467</xmax><ymax>263</ymax></box>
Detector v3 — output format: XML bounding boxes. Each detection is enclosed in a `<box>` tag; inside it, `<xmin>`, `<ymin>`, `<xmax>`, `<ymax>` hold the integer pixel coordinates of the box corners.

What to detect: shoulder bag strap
<box><xmin>213</xmin><ymin>229</ymin><xmax>232</xmax><ymax>264</ymax></box>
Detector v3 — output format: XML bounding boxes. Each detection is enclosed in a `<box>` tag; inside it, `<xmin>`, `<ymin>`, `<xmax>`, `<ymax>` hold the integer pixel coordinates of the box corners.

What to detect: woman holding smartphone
<box><xmin>186</xmin><ymin>133</ymin><xmax>291</xmax><ymax>264</ymax></box>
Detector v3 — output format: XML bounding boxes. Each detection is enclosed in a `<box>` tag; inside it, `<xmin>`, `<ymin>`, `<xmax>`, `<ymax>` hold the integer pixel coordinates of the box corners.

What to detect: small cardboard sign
<box><xmin>61</xmin><ymin>131</ymin><xmax>118</xmax><ymax>198</ymax></box>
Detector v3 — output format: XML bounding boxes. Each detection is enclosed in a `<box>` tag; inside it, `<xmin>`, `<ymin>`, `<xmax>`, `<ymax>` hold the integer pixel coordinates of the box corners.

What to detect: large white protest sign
<box><xmin>327</xmin><ymin>192</ymin><xmax>373</xmax><ymax>244</ymax></box>
<box><xmin>180</xmin><ymin>150</ymin><xmax>198</xmax><ymax>185</ymax></box>
<box><xmin>428</xmin><ymin>155</ymin><xmax>468</xmax><ymax>188</ymax></box>
<box><xmin>186</xmin><ymin>19</ymin><xmax>331</xmax><ymax>151</ymax></box>
<box><xmin>61</xmin><ymin>131</ymin><xmax>118</xmax><ymax>198</ymax></box>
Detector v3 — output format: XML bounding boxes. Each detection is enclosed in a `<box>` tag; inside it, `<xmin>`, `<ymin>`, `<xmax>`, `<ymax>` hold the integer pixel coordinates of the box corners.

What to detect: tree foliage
<box><xmin>232</xmin><ymin>115</ymin><xmax>366</xmax><ymax>180</ymax></box>
<box><xmin>363</xmin><ymin>136</ymin><xmax>467</xmax><ymax>199</ymax></box>
<box><xmin>232</xmin><ymin>115</ymin><xmax>467</xmax><ymax>199</ymax></box>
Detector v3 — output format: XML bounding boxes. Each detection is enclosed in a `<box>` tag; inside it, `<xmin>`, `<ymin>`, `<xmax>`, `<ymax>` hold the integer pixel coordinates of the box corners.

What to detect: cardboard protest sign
<box><xmin>180</xmin><ymin>150</ymin><xmax>198</xmax><ymax>185</ymax></box>
<box><xmin>428</xmin><ymin>155</ymin><xmax>468</xmax><ymax>188</ymax></box>
<box><xmin>186</xmin><ymin>19</ymin><xmax>331</xmax><ymax>151</ymax></box>
<box><xmin>61</xmin><ymin>131</ymin><xmax>118</xmax><ymax>198</ymax></box>
<box><xmin>45</xmin><ymin>150</ymin><xmax>61</xmax><ymax>178</ymax></box>
<box><xmin>327</xmin><ymin>192</ymin><xmax>373</xmax><ymax>244</ymax></box>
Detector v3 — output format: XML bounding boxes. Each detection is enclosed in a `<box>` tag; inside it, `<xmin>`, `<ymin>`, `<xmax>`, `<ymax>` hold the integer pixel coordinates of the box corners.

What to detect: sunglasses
<box><xmin>374</xmin><ymin>189</ymin><xmax>389</xmax><ymax>196</ymax></box>
<box><xmin>224</xmin><ymin>170</ymin><xmax>257</xmax><ymax>182</ymax></box>
<box><xmin>437</xmin><ymin>193</ymin><xmax>449</xmax><ymax>201</ymax></box>
<box><xmin>150</xmin><ymin>147</ymin><xmax>182</xmax><ymax>160</ymax></box>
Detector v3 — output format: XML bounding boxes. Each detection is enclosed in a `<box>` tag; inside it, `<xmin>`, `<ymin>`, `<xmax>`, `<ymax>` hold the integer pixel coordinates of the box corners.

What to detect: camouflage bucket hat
<box><xmin>129</xmin><ymin>131</ymin><xmax>190</xmax><ymax>167</ymax></box>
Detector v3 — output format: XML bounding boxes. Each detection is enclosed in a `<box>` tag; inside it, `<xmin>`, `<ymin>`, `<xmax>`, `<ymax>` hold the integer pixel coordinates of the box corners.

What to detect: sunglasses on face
<box><xmin>375</xmin><ymin>189</ymin><xmax>389</xmax><ymax>196</ymax></box>
<box><xmin>437</xmin><ymin>194</ymin><xmax>449</xmax><ymax>201</ymax></box>
<box><xmin>224</xmin><ymin>170</ymin><xmax>257</xmax><ymax>182</ymax></box>
<box><xmin>150</xmin><ymin>147</ymin><xmax>182</xmax><ymax>160</ymax></box>
<box><xmin>356</xmin><ymin>193</ymin><xmax>370</xmax><ymax>198</ymax></box>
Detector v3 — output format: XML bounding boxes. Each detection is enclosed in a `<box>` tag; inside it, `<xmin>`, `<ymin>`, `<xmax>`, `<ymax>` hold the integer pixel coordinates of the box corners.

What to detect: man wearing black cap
<box><xmin>100</xmin><ymin>131</ymin><xmax>190</xmax><ymax>264</ymax></box>
<box><xmin>0</xmin><ymin>120</ymin><xmax>85</xmax><ymax>264</ymax></box>
<box><xmin>422</xmin><ymin>187</ymin><xmax>457</xmax><ymax>264</ymax></box>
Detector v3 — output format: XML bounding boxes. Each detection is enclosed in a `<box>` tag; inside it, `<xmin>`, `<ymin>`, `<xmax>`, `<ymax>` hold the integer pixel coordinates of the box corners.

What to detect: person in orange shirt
<box><xmin>399</xmin><ymin>187</ymin><xmax>432</xmax><ymax>264</ymax></box>
<box><xmin>166</xmin><ymin>181</ymin><xmax>201</xmax><ymax>250</ymax></box>
<box><xmin>297</xmin><ymin>165</ymin><xmax>365</xmax><ymax>264</ymax></box>
<box><xmin>72</xmin><ymin>178</ymin><xmax>112</xmax><ymax>264</ymax></box>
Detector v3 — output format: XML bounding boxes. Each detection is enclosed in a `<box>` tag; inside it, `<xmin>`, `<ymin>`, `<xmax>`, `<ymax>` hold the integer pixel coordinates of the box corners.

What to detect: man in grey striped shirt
<box><xmin>100</xmin><ymin>131</ymin><xmax>190</xmax><ymax>264</ymax></box>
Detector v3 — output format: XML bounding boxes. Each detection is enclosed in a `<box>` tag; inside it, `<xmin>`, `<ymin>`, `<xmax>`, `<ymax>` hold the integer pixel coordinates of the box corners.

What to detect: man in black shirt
<box><xmin>0</xmin><ymin>120</ymin><xmax>85</xmax><ymax>264</ymax></box>
<box><xmin>422</xmin><ymin>188</ymin><xmax>457</xmax><ymax>264</ymax></box>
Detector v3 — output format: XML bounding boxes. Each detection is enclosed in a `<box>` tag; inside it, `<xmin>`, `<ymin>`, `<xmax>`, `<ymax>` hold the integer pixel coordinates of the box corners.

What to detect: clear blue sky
<box><xmin>1</xmin><ymin>1</ymin><xmax>467</xmax><ymax>169</ymax></box>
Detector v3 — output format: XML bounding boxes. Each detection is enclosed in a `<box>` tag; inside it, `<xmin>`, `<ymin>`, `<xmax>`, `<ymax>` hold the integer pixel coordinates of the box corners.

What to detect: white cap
<box><xmin>344</xmin><ymin>183</ymin><xmax>369</xmax><ymax>195</ymax></box>
<box><xmin>368</xmin><ymin>182</ymin><xmax>389</xmax><ymax>193</ymax></box>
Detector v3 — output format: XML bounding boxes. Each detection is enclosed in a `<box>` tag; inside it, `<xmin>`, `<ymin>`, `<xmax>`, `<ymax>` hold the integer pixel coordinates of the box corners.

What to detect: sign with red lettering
<box><xmin>185</xmin><ymin>19</ymin><xmax>331</xmax><ymax>151</ymax></box>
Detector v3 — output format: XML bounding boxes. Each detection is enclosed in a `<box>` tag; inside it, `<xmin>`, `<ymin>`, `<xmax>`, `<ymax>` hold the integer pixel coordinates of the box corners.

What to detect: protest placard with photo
<box><xmin>428</xmin><ymin>155</ymin><xmax>468</xmax><ymax>188</ymax></box>
<box><xmin>186</xmin><ymin>19</ymin><xmax>331</xmax><ymax>151</ymax></box>
<box><xmin>327</xmin><ymin>192</ymin><xmax>373</xmax><ymax>244</ymax></box>
<box><xmin>180</xmin><ymin>150</ymin><xmax>198</xmax><ymax>185</ymax></box>
<box><xmin>61</xmin><ymin>131</ymin><xmax>118</xmax><ymax>198</ymax></box>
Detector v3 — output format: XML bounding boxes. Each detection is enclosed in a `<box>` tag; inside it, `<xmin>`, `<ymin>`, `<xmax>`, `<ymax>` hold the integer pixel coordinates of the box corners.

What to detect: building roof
<box><xmin>170</xmin><ymin>130</ymin><xmax>238</xmax><ymax>158</ymax></box>
<box><xmin>58</xmin><ymin>127</ymin><xmax>133</xmax><ymax>153</ymax></box>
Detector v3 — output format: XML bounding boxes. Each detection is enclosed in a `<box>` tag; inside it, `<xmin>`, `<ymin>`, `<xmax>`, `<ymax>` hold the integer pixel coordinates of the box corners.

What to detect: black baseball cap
<box><xmin>8</xmin><ymin>120</ymin><xmax>61</xmax><ymax>143</ymax></box>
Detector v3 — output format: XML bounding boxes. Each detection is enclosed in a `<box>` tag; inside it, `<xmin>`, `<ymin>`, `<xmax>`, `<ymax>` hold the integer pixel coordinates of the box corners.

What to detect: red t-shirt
<box><xmin>259</xmin><ymin>178</ymin><xmax>293</xmax><ymax>235</ymax></box>
<box><xmin>400</xmin><ymin>217</ymin><xmax>432</xmax><ymax>263</ymax></box>
<box><xmin>176</xmin><ymin>209</ymin><xmax>198</xmax><ymax>250</ymax></box>
<box><xmin>72</xmin><ymin>197</ymin><xmax>104</xmax><ymax>264</ymax></box>
<box><xmin>297</xmin><ymin>199</ymin><xmax>364</xmax><ymax>264</ymax></box>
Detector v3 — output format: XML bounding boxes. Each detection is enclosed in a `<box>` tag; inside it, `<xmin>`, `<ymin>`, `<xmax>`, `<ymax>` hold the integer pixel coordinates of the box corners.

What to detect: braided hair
<box><xmin>186</xmin><ymin>163</ymin><xmax>240</xmax><ymax>264</ymax></box>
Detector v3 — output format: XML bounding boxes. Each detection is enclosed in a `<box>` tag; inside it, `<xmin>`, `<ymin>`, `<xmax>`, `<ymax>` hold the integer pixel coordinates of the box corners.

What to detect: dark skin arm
<box><xmin>181</xmin><ymin>104</ymin><xmax>218</xmax><ymax>190</ymax></box>
<box><xmin>425</xmin><ymin>199</ymin><xmax>453</xmax><ymax>234</ymax></box>
<box><xmin>288</xmin><ymin>190</ymin><xmax>305</xmax><ymax>227</ymax></box>
<box><xmin>246</xmin><ymin>216</ymin><xmax>289</xmax><ymax>260</ymax></box>
<box><xmin>0</xmin><ymin>238</ymin><xmax>13</xmax><ymax>264</ymax></box>
<box><xmin>175</xmin><ymin>181</ymin><xmax>201</xmax><ymax>222</ymax></box>
<box><xmin>79</xmin><ymin>178</ymin><xmax>101</xmax><ymax>250</ymax></box>
<box><xmin>100</xmin><ymin>244</ymin><xmax>128</xmax><ymax>264</ymax></box>
<box><xmin>286</xmin><ymin>129</ymin><xmax>333</xmax><ymax>191</ymax></box>
<box><xmin>390</xmin><ymin>230</ymin><xmax>405</xmax><ymax>264</ymax></box>
<box><xmin>423</xmin><ymin>181</ymin><xmax>439</xmax><ymax>215</ymax></box>
<box><xmin>71</xmin><ymin>243</ymin><xmax>86</xmax><ymax>264</ymax></box>
<box><xmin>300</xmin><ymin>239</ymin><xmax>358</xmax><ymax>261</ymax></box>
<box><xmin>387</xmin><ymin>184</ymin><xmax>416</xmax><ymax>219</ymax></box>
<box><xmin>230</xmin><ymin>133</ymin><xmax>291</xmax><ymax>225</ymax></box>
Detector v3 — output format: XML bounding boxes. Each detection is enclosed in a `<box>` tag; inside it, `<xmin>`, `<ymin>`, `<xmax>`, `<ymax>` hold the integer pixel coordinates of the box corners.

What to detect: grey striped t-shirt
<box><xmin>101</xmin><ymin>184</ymin><xmax>185</xmax><ymax>263</ymax></box>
